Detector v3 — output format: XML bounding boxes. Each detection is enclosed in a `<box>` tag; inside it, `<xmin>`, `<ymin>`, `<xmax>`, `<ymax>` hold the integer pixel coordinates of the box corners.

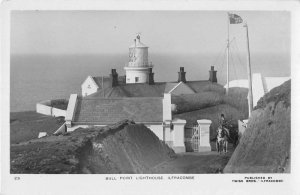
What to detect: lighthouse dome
<box><xmin>129</xmin><ymin>35</ymin><xmax>148</xmax><ymax>48</ymax></box>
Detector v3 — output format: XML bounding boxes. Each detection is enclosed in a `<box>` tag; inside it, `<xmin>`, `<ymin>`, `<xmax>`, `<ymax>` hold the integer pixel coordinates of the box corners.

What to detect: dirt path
<box><xmin>153</xmin><ymin>145</ymin><xmax>233</xmax><ymax>174</ymax></box>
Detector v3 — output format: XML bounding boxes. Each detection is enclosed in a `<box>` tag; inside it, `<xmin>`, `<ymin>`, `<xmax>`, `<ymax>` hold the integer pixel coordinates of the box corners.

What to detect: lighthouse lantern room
<box><xmin>124</xmin><ymin>35</ymin><xmax>153</xmax><ymax>84</ymax></box>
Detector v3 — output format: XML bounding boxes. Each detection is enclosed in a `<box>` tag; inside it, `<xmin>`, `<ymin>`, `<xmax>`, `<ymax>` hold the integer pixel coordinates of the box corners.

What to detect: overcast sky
<box><xmin>11</xmin><ymin>11</ymin><xmax>290</xmax><ymax>55</ymax></box>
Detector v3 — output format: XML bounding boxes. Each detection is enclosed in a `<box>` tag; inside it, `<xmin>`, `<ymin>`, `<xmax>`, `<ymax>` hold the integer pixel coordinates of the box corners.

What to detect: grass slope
<box><xmin>10</xmin><ymin>111</ymin><xmax>64</xmax><ymax>144</ymax></box>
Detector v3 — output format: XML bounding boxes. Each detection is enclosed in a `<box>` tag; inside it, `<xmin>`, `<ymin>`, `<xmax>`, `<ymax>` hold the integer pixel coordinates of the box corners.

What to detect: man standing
<box><xmin>219</xmin><ymin>114</ymin><xmax>230</xmax><ymax>136</ymax></box>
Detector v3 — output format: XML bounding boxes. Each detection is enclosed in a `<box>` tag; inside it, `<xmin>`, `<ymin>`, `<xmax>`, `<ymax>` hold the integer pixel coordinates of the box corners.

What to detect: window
<box><xmin>135</xmin><ymin>77</ymin><xmax>139</xmax><ymax>82</ymax></box>
<box><xmin>87</xmin><ymin>85</ymin><xmax>91</xmax><ymax>89</ymax></box>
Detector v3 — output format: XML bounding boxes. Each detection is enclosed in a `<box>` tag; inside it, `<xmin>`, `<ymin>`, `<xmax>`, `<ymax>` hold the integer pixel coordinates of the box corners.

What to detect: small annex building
<box><xmin>65</xmin><ymin>93</ymin><xmax>186</xmax><ymax>153</ymax></box>
<box><xmin>81</xmin><ymin>71</ymin><xmax>126</xmax><ymax>97</ymax></box>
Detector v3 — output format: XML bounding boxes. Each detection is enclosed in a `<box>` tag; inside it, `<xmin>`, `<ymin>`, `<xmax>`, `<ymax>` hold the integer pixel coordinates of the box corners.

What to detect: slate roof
<box><xmin>86</xmin><ymin>80</ymin><xmax>224</xmax><ymax>98</ymax></box>
<box><xmin>91</xmin><ymin>76</ymin><xmax>126</xmax><ymax>89</ymax></box>
<box><xmin>88</xmin><ymin>83</ymin><xmax>166</xmax><ymax>98</ymax></box>
<box><xmin>73</xmin><ymin>97</ymin><xmax>163</xmax><ymax>125</ymax></box>
<box><xmin>92</xmin><ymin>76</ymin><xmax>110</xmax><ymax>88</ymax></box>
<box><xmin>164</xmin><ymin>82</ymin><xmax>178</xmax><ymax>93</ymax></box>
<box><xmin>185</xmin><ymin>80</ymin><xmax>224</xmax><ymax>93</ymax></box>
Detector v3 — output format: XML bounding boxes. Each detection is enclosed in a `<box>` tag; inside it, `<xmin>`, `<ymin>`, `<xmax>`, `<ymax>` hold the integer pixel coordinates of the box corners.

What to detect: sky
<box><xmin>11</xmin><ymin>11</ymin><xmax>290</xmax><ymax>56</ymax></box>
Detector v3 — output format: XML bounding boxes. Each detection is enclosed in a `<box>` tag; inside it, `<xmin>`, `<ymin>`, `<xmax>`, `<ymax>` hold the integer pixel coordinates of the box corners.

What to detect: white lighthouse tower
<box><xmin>125</xmin><ymin>35</ymin><xmax>153</xmax><ymax>84</ymax></box>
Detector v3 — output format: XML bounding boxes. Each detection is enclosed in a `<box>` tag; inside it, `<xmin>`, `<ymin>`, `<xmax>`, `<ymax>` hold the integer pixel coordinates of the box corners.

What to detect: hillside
<box><xmin>11</xmin><ymin>120</ymin><xmax>175</xmax><ymax>174</ymax></box>
<box><xmin>224</xmin><ymin>80</ymin><xmax>291</xmax><ymax>173</ymax></box>
<box><xmin>10</xmin><ymin>111</ymin><xmax>65</xmax><ymax>144</ymax></box>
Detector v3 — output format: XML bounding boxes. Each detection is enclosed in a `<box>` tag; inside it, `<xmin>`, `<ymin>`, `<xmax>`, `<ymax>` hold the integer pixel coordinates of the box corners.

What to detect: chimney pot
<box><xmin>147</xmin><ymin>68</ymin><xmax>154</xmax><ymax>85</ymax></box>
<box><xmin>209</xmin><ymin>66</ymin><xmax>217</xmax><ymax>83</ymax></box>
<box><xmin>110</xmin><ymin>69</ymin><xmax>119</xmax><ymax>87</ymax></box>
<box><xmin>178</xmin><ymin>67</ymin><xmax>186</xmax><ymax>83</ymax></box>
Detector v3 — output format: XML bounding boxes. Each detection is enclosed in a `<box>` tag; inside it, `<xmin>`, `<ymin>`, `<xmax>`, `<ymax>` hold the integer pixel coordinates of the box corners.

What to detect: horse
<box><xmin>216</xmin><ymin>126</ymin><xmax>229</xmax><ymax>154</ymax></box>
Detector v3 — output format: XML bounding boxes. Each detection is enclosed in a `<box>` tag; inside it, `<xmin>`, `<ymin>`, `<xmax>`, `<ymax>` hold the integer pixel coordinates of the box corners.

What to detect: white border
<box><xmin>1</xmin><ymin>1</ymin><xmax>300</xmax><ymax>194</ymax></box>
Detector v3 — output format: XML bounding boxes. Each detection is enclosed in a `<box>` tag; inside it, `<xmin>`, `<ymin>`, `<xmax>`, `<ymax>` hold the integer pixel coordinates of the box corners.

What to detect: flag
<box><xmin>228</xmin><ymin>13</ymin><xmax>243</xmax><ymax>24</ymax></box>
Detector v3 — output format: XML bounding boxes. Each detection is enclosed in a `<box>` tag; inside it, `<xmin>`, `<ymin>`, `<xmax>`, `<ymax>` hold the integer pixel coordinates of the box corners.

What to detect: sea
<box><xmin>10</xmin><ymin>53</ymin><xmax>290</xmax><ymax>112</ymax></box>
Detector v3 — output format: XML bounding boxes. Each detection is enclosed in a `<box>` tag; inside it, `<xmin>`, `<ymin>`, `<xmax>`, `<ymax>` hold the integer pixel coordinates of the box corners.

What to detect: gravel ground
<box><xmin>153</xmin><ymin>143</ymin><xmax>233</xmax><ymax>174</ymax></box>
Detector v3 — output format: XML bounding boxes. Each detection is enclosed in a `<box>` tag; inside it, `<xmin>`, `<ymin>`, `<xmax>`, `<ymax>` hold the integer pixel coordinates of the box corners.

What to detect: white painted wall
<box><xmin>252</xmin><ymin>73</ymin><xmax>290</xmax><ymax>107</ymax></box>
<box><xmin>67</xmin><ymin>125</ymin><xmax>86</xmax><ymax>132</ymax></box>
<box><xmin>264</xmin><ymin>77</ymin><xmax>290</xmax><ymax>92</ymax></box>
<box><xmin>163</xmin><ymin>121</ymin><xmax>172</xmax><ymax>146</ymax></box>
<box><xmin>36</xmin><ymin>100</ymin><xmax>66</xmax><ymax>117</ymax></box>
<box><xmin>163</xmin><ymin>93</ymin><xmax>172</xmax><ymax>121</ymax></box>
<box><xmin>172</xmin><ymin>118</ymin><xmax>186</xmax><ymax>153</ymax></box>
<box><xmin>36</xmin><ymin>102</ymin><xmax>52</xmax><ymax>116</ymax></box>
<box><xmin>67</xmin><ymin>124</ymin><xmax>107</xmax><ymax>132</ymax></box>
<box><xmin>124</xmin><ymin>67</ymin><xmax>149</xmax><ymax>83</ymax></box>
<box><xmin>252</xmin><ymin>73</ymin><xmax>266</xmax><ymax>107</ymax></box>
<box><xmin>81</xmin><ymin>76</ymin><xmax>99</xmax><ymax>97</ymax></box>
<box><xmin>147</xmin><ymin>124</ymin><xmax>164</xmax><ymax>140</ymax></box>
<box><xmin>52</xmin><ymin>108</ymin><xmax>67</xmax><ymax>117</ymax></box>
<box><xmin>128</xmin><ymin>47</ymin><xmax>149</xmax><ymax>67</ymax></box>
<box><xmin>197</xmin><ymin>119</ymin><xmax>212</xmax><ymax>151</ymax></box>
<box><xmin>65</xmin><ymin>94</ymin><xmax>78</xmax><ymax>127</ymax></box>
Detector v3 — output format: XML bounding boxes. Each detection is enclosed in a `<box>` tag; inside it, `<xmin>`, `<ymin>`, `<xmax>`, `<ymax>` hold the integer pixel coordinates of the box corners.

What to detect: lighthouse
<box><xmin>125</xmin><ymin>35</ymin><xmax>153</xmax><ymax>84</ymax></box>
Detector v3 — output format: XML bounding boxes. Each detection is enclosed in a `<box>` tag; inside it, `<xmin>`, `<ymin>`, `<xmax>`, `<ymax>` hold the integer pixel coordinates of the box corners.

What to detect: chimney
<box><xmin>209</xmin><ymin>66</ymin><xmax>217</xmax><ymax>83</ymax></box>
<box><xmin>147</xmin><ymin>68</ymin><xmax>155</xmax><ymax>85</ymax></box>
<box><xmin>178</xmin><ymin>67</ymin><xmax>186</xmax><ymax>83</ymax></box>
<box><xmin>110</xmin><ymin>69</ymin><xmax>119</xmax><ymax>87</ymax></box>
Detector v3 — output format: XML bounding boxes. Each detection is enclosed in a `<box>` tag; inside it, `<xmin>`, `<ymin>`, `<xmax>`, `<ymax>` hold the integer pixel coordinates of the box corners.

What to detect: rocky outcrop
<box><xmin>224</xmin><ymin>80</ymin><xmax>291</xmax><ymax>173</ymax></box>
<box><xmin>11</xmin><ymin>120</ymin><xmax>175</xmax><ymax>174</ymax></box>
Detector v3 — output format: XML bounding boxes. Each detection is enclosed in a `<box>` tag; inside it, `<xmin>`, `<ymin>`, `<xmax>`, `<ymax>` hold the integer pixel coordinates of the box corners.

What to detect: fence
<box><xmin>184</xmin><ymin>125</ymin><xmax>200</xmax><ymax>152</ymax></box>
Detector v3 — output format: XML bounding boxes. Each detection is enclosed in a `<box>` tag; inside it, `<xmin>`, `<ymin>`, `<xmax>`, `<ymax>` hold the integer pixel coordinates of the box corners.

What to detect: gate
<box><xmin>191</xmin><ymin>125</ymin><xmax>200</xmax><ymax>152</ymax></box>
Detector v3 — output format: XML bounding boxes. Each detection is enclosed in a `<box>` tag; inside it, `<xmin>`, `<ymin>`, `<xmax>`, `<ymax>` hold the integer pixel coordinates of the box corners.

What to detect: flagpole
<box><xmin>244</xmin><ymin>22</ymin><xmax>253</xmax><ymax>117</ymax></box>
<box><xmin>226</xmin><ymin>12</ymin><xmax>230</xmax><ymax>95</ymax></box>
